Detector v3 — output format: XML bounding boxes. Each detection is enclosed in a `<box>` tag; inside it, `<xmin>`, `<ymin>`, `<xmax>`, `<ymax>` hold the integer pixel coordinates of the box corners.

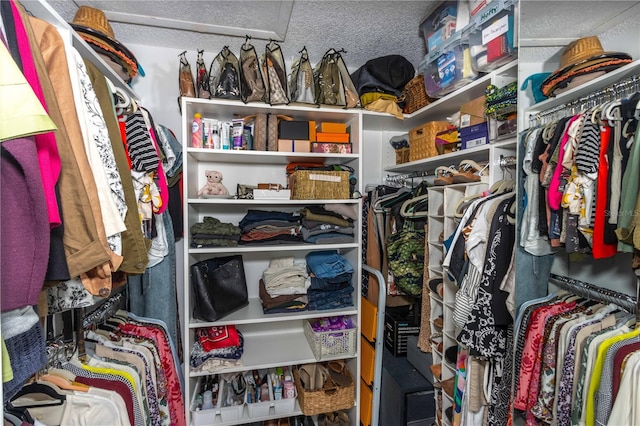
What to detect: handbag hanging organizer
<box><xmin>289</xmin><ymin>47</ymin><xmax>316</xmax><ymax>105</ymax></box>
<box><xmin>314</xmin><ymin>48</ymin><xmax>361</xmax><ymax>109</ymax></box>
<box><xmin>190</xmin><ymin>255</ymin><xmax>249</xmax><ymax>322</ymax></box>
<box><xmin>263</xmin><ymin>40</ymin><xmax>290</xmax><ymax>105</ymax></box>
<box><xmin>208</xmin><ymin>46</ymin><xmax>242</xmax><ymax>100</ymax></box>
<box><xmin>239</xmin><ymin>36</ymin><xmax>267</xmax><ymax>103</ymax></box>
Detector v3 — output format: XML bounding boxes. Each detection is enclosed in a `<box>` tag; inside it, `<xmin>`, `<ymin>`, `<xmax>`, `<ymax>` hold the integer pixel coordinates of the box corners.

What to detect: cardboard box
<box><xmin>318</xmin><ymin>122</ymin><xmax>347</xmax><ymax>133</ymax></box>
<box><xmin>309</xmin><ymin>120</ymin><xmax>317</xmax><ymax>142</ymax></box>
<box><xmin>278</xmin><ymin>120</ymin><xmax>309</xmax><ymax>140</ymax></box>
<box><xmin>253</xmin><ymin>189</ymin><xmax>291</xmax><ymax>200</ymax></box>
<box><xmin>460</xmin><ymin>122</ymin><xmax>489</xmax><ymax>149</ymax></box>
<box><xmin>316</xmin><ymin>132</ymin><xmax>350</xmax><ymax>143</ymax></box>
<box><xmin>311</xmin><ymin>142</ymin><xmax>352</xmax><ymax>154</ymax></box>
<box><xmin>460</xmin><ymin>95</ymin><xmax>486</xmax><ymax>127</ymax></box>
<box><xmin>277</xmin><ymin>139</ymin><xmax>311</xmax><ymax>152</ymax></box>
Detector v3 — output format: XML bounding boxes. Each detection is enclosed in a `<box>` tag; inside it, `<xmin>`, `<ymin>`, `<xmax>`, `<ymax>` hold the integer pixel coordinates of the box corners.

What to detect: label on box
<box><xmin>482</xmin><ymin>14</ymin><xmax>509</xmax><ymax>45</ymax></box>
<box><xmin>427</xmin><ymin>21</ymin><xmax>456</xmax><ymax>52</ymax></box>
<box><xmin>309</xmin><ymin>173</ymin><xmax>341</xmax><ymax>183</ymax></box>
<box><xmin>469</xmin><ymin>0</ymin><xmax>489</xmax><ymax>16</ymax></box>
<box><xmin>437</xmin><ymin>51</ymin><xmax>457</xmax><ymax>87</ymax></box>
<box><xmin>465</xmin><ymin>136</ymin><xmax>487</xmax><ymax>148</ymax></box>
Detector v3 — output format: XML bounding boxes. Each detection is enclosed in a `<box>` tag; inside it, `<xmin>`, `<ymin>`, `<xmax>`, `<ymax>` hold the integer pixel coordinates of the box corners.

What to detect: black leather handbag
<box><xmin>190</xmin><ymin>255</ymin><xmax>249</xmax><ymax>322</ymax></box>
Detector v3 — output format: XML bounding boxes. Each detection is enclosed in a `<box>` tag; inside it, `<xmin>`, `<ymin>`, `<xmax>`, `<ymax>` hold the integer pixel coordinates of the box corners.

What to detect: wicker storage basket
<box><xmin>401</xmin><ymin>74</ymin><xmax>431</xmax><ymax>114</ymax></box>
<box><xmin>293</xmin><ymin>365</ymin><xmax>355</xmax><ymax>416</ymax></box>
<box><xmin>289</xmin><ymin>170</ymin><xmax>351</xmax><ymax>200</ymax></box>
<box><xmin>409</xmin><ymin>121</ymin><xmax>451</xmax><ymax>161</ymax></box>
<box><xmin>395</xmin><ymin>147</ymin><xmax>410</xmax><ymax>164</ymax></box>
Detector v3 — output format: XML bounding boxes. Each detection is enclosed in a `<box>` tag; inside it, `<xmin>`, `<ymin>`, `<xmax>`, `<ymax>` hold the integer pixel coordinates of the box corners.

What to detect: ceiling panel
<box><xmin>45</xmin><ymin>0</ymin><xmax>437</xmax><ymax>71</ymax></box>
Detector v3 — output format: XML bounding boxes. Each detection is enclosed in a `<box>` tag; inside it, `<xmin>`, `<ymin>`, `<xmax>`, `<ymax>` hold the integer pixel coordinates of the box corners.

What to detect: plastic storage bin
<box><xmin>269</xmin><ymin>366</ymin><xmax>298</xmax><ymax>416</ymax></box>
<box><xmin>420</xmin><ymin>32</ymin><xmax>479</xmax><ymax>98</ymax></box>
<box><xmin>191</xmin><ymin>376</ymin><xmax>245</xmax><ymax>425</ymax></box>
<box><xmin>304</xmin><ymin>320</ymin><xmax>357</xmax><ymax>360</ymax></box>
<box><xmin>245</xmin><ymin>371</ymin><xmax>273</xmax><ymax>418</ymax></box>
<box><xmin>467</xmin><ymin>0</ymin><xmax>518</xmax><ymax>73</ymax></box>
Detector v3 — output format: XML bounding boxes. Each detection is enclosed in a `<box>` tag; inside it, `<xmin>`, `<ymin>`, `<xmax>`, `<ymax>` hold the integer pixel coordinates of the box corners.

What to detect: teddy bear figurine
<box><xmin>197</xmin><ymin>170</ymin><xmax>229</xmax><ymax>197</ymax></box>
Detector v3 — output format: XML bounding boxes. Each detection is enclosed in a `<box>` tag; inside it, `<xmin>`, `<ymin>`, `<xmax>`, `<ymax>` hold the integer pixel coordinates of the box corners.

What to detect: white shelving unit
<box><xmin>181</xmin><ymin>98</ymin><xmax>363</xmax><ymax>426</ymax></box>
<box><xmin>375</xmin><ymin>57</ymin><xmax>519</xmax><ymax>424</ymax></box>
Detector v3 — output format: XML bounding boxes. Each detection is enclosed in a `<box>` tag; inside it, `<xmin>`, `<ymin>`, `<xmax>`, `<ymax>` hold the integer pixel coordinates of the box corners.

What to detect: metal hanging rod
<box><xmin>549</xmin><ymin>273</ymin><xmax>637</xmax><ymax>318</ymax></box>
<box><xmin>529</xmin><ymin>74</ymin><xmax>640</xmax><ymax>125</ymax></box>
<box><xmin>385</xmin><ymin>170</ymin><xmax>432</xmax><ymax>184</ymax></box>
<box><xmin>499</xmin><ymin>155</ymin><xmax>517</xmax><ymax>169</ymax></box>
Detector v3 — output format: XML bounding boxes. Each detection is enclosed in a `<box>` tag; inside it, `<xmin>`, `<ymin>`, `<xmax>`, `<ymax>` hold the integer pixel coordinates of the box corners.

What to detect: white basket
<box><xmin>303</xmin><ymin>320</ymin><xmax>357</xmax><ymax>360</ymax></box>
<box><xmin>245</xmin><ymin>372</ymin><xmax>273</xmax><ymax>418</ymax></box>
<box><xmin>190</xmin><ymin>377</ymin><xmax>245</xmax><ymax>426</ymax></box>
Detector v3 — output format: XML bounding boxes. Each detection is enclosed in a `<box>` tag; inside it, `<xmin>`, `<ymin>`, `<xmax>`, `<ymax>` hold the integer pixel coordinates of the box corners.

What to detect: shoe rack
<box><xmin>427</xmin><ymin>182</ymin><xmax>487</xmax><ymax>425</ymax></box>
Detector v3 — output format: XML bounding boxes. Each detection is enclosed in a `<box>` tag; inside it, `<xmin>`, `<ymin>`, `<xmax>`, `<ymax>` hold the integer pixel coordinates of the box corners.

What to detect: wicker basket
<box><xmin>409</xmin><ymin>121</ymin><xmax>451</xmax><ymax>161</ymax></box>
<box><xmin>401</xmin><ymin>74</ymin><xmax>431</xmax><ymax>114</ymax></box>
<box><xmin>395</xmin><ymin>147</ymin><xmax>410</xmax><ymax>164</ymax></box>
<box><xmin>289</xmin><ymin>170</ymin><xmax>351</xmax><ymax>200</ymax></box>
<box><xmin>293</xmin><ymin>365</ymin><xmax>355</xmax><ymax>416</ymax></box>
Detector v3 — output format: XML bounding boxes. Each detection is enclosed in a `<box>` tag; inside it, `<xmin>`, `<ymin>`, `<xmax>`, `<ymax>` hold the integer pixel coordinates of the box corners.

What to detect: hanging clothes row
<box><xmin>5</xmin><ymin>294</ymin><xmax>186</xmax><ymax>426</ymax></box>
<box><xmin>440</xmin><ymin>181</ymin><xmax>516</xmax><ymax>426</ymax></box>
<box><xmin>520</xmin><ymin>76</ymin><xmax>640</xmax><ymax>262</ymax></box>
<box><xmin>1</xmin><ymin>0</ymin><xmax>183</xmax><ymax>406</ymax></box>
<box><xmin>513</xmin><ymin>274</ymin><xmax>638</xmax><ymax>426</ymax></box>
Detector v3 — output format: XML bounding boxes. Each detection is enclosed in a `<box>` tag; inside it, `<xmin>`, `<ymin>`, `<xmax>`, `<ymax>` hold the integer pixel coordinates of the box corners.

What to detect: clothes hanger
<box><xmin>9</xmin><ymin>381</ymin><xmax>67</xmax><ymax>407</ymax></box>
<box><xmin>400</xmin><ymin>193</ymin><xmax>429</xmax><ymax>218</ymax></box>
<box><xmin>39</xmin><ymin>374</ymin><xmax>89</xmax><ymax>392</ymax></box>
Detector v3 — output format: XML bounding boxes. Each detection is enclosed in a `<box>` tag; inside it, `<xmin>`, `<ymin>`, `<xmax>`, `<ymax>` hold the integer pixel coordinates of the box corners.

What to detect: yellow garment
<box><xmin>80</xmin><ymin>362</ymin><xmax>137</xmax><ymax>393</ymax></box>
<box><xmin>364</xmin><ymin>98</ymin><xmax>404</xmax><ymax>120</ymax></box>
<box><xmin>0</xmin><ymin>42</ymin><xmax>56</xmax><ymax>142</ymax></box>
<box><xmin>2</xmin><ymin>339</ymin><xmax>13</xmax><ymax>383</ymax></box>
<box><xmin>584</xmin><ymin>327</ymin><xmax>640</xmax><ymax>426</ymax></box>
<box><xmin>360</xmin><ymin>92</ymin><xmax>397</xmax><ymax>106</ymax></box>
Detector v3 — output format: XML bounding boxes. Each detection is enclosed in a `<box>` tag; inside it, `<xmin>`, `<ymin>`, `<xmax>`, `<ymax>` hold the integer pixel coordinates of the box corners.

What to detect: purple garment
<box><xmin>1</xmin><ymin>138</ymin><xmax>50</xmax><ymax>312</ymax></box>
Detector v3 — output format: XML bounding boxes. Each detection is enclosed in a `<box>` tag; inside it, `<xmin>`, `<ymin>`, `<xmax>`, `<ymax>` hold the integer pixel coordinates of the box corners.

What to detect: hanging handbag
<box><xmin>386</xmin><ymin>221</ymin><xmax>425</xmax><ymax>297</ymax></box>
<box><xmin>289</xmin><ymin>47</ymin><xmax>316</xmax><ymax>105</ymax></box>
<box><xmin>195</xmin><ymin>49</ymin><xmax>210</xmax><ymax>99</ymax></box>
<box><xmin>190</xmin><ymin>255</ymin><xmax>249</xmax><ymax>322</ymax></box>
<box><xmin>178</xmin><ymin>51</ymin><xmax>196</xmax><ymax>108</ymax></box>
<box><xmin>209</xmin><ymin>46</ymin><xmax>242</xmax><ymax>100</ymax></box>
<box><xmin>239</xmin><ymin>37</ymin><xmax>266</xmax><ymax>103</ymax></box>
<box><xmin>314</xmin><ymin>49</ymin><xmax>360</xmax><ymax>109</ymax></box>
<box><xmin>243</xmin><ymin>113</ymin><xmax>268</xmax><ymax>150</ymax></box>
<box><xmin>263</xmin><ymin>40</ymin><xmax>289</xmax><ymax>105</ymax></box>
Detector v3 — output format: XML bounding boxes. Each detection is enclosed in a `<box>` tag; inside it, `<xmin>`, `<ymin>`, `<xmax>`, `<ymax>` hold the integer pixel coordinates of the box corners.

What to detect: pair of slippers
<box><xmin>298</xmin><ymin>361</ymin><xmax>351</xmax><ymax>390</ymax></box>
<box><xmin>434</xmin><ymin>160</ymin><xmax>489</xmax><ymax>186</ymax></box>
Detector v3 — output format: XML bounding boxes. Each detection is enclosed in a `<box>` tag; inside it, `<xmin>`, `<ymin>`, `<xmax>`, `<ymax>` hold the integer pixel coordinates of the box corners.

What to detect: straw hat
<box><xmin>541</xmin><ymin>36</ymin><xmax>631</xmax><ymax>96</ymax></box>
<box><xmin>70</xmin><ymin>6</ymin><xmax>139</xmax><ymax>79</ymax></box>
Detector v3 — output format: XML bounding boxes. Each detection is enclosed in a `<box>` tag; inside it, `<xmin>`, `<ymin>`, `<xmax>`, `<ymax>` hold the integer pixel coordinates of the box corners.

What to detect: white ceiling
<box><xmin>519</xmin><ymin>0</ymin><xmax>640</xmax><ymax>63</ymax></box>
<box><xmin>44</xmin><ymin>0</ymin><xmax>640</xmax><ymax>73</ymax></box>
<box><xmin>46</xmin><ymin>0</ymin><xmax>441</xmax><ymax>72</ymax></box>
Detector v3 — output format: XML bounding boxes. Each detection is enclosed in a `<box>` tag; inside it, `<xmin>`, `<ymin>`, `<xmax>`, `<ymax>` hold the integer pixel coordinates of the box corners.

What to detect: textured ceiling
<box><xmin>519</xmin><ymin>0</ymin><xmax>640</xmax><ymax>63</ymax></box>
<box><xmin>46</xmin><ymin>0</ymin><xmax>441</xmax><ymax>72</ymax></box>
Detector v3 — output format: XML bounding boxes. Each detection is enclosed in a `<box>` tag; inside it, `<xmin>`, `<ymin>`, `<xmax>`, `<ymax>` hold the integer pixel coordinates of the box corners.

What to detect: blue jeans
<box><xmin>127</xmin><ymin>211</ymin><xmax>181</xmax><ymax>354</ymax></box>
<box><xmin>306</xmin><ymin>251</ymin><xmax>354</xmax><ymax>279</ymax></box>
<box><xmin>308</xmin><ymin>284</ymin><xmax>354</xmax><ymax>310</ymax></box>
<box><xmin>239</xmin><ymin>210</ymin><xmax>299</xmax><ymax>229</ymax></box>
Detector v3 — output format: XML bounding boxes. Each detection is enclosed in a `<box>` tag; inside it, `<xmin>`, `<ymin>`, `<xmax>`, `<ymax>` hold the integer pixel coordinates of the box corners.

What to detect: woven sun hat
<box><xmin>541</xmin><ymin>36</ymin><xmax>631</xmax><ymax>96</ymax></box>
<box><xmin>70</xmin><ymin>5</ymin><xmax>140</xmax><ymax>79</ymax></box>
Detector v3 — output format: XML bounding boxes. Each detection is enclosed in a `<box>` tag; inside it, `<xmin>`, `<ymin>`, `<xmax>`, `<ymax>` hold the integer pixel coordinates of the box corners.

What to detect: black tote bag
<box><xmin>190</xmin><ymin>255</ymin><xmax>249</xmax><ymax>321</ymax></box>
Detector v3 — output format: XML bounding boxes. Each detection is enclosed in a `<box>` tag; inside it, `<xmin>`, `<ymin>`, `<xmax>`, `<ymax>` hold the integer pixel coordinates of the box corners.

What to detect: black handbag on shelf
<box><xmin>190</xmin><ymin>255</ymin><xmax>249</xmax><ymax>322</ymax></box>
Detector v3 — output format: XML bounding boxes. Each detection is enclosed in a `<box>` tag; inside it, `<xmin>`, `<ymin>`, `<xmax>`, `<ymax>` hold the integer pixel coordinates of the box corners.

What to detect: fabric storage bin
<box><xmin>409</xmin><ymin>121</ymin><xmax>451</xmax><ymax>161</ymax></box>
<box><xmin>293</xmin><ymin>365</ymin><xmax>355</xmax><ymax>416</ymax></box>
<box><xmin>467</xmin><ymin>0</ymin><xmax>518</xmax><ymax>73</ymax></box>
<box><xmin>289</xmin><ymin>170</ymin><xmax>351</xmax><ymax>200</ymax></box>
<box><xmin>304</xmin><ymin>319</ymin><xmax>357</xmax><ymax>360</ymax></box>
<box><xmin>421</xmin><ymin>32</ymin><xmax>479</xmax><ymax>99</ymax></box>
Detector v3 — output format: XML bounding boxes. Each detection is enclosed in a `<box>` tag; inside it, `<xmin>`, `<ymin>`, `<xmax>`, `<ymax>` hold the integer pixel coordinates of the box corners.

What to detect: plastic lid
<box><xmin>284</xmin><ymin>375</ymin><xmax>292</xmax><ymax>381</ymax></box>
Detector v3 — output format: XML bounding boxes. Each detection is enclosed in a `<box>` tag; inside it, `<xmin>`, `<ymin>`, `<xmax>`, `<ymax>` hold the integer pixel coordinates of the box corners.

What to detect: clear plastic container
<box><xmin>420</xmin><ymin>32</ymin><xmax>479</xmax><ymax>98</ymax></box>
<box><xmin>466</xmin><ymin>0</ymin><xmax>518</xmax><ymax>73</ymax></box>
